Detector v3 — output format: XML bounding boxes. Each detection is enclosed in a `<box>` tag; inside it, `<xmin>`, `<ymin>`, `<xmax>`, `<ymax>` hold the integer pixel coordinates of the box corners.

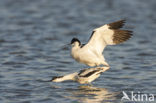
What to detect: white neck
<box><xmin>71</xmin><ymin>42</ymin><xmax>81</xmax><ymax>56</ymax></box>
<box><xmin>72</xmin><ymin>42</ymin><xmax>80</xmax><ymax>48</ymax></box>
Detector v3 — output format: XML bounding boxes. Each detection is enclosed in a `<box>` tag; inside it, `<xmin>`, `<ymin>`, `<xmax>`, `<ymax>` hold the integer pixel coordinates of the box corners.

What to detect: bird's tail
<box><xmin>102</xmin><ymin>61</ymin><xmax>110</xmax><ymax>67</ymax></box>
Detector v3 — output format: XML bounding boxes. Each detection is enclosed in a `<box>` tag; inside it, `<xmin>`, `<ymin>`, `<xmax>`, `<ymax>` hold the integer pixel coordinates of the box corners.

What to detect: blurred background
<box><xmin>0</xmin><ymin>0</ymin><xmax>156</xmax><ymax>103</ymax></box>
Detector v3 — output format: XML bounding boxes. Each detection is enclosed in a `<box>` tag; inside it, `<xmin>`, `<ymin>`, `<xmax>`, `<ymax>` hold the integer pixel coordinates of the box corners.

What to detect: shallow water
<box><xmin>0</xmin><ymin>0</ymin><xmax>156</xmax><ymax>103</ymax></box>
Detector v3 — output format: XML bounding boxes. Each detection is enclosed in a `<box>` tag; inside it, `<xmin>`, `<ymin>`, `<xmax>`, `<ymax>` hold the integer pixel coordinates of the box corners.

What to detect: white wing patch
<box><xmin>95</xmin><ymin>25</ymin><xmax>115</xmax><ymax>45</ymax></box>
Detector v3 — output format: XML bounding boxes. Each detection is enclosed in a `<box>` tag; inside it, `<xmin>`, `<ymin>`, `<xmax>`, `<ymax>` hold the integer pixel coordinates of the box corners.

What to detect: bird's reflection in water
<box><xmin>64</xmin><ymin>85</ymin><xmax>119</xmax><ymax>103</ymax></box>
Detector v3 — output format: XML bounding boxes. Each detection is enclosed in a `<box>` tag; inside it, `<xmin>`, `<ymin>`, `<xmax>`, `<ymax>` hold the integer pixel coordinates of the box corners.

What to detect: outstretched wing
<box><xmin>83</xmin><ymin>20</ymin><xmax>132</xmax><ymax>54</ymax></box>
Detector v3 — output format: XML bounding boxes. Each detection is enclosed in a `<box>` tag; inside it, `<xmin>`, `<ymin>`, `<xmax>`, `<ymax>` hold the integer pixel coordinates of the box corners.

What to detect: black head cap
<box><xmin>51</xmin><ymin>76</ymin><xmax>58</xmax><ymax>81</ymax></box>
<box><xmin>71</xmin><ymin>38</ymin><xmax>81</xmax><ymax>45</ymax></box>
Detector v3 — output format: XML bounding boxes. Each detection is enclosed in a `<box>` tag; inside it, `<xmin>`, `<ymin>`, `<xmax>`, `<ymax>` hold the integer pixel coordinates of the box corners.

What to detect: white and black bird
<box><xmin>51</xmin><ymin>67</ymin><xmax>109</xmax><ymax>84</ymax></box>
<box><xmin>70</xmin><ymin>20</ymin><xmax>132</xmax><ymax>67</ymax></box>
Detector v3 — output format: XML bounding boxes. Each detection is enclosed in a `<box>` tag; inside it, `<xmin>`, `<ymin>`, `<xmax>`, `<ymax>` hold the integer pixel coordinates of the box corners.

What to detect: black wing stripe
<box><xmin>80</xmin><ymin>44</ymin><xmax>85</xmax><ymax>48</ymax></box>
<box><xmin>81</xmin><ymin>31</ymin><xmax>95</xmax><ymax>48</ymax></box>
<box><xmin>88</xmin><ymin>31</ymin><xmax>95</xmax><ymax>41</ymax></box>
<box><xmin>78</xmin><ymin>69</ymin><xmax>86</xmax><ymax>75</ymax></box>
<box><xmin>79</xmin><ymin>70</ymin><xmax>100</xmax><ymax>77</ymax></box>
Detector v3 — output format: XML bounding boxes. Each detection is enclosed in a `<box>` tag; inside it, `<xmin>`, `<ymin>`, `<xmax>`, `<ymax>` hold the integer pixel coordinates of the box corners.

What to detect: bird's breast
<box><xmin>71</xmin><ymin>47</ymin><xmax>102</xmax><ymax>66</ymax></box>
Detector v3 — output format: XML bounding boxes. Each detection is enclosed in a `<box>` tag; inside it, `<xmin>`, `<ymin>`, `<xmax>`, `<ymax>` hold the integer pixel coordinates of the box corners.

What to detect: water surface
<box><xmin>0</xmin><ymin>0</ymin><xmax>156</xmax><ymax>103</ymax></box>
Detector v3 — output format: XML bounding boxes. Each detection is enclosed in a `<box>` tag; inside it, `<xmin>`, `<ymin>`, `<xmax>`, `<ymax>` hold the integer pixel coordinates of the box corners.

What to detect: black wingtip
<box><xmin>108</xmin><ymin>20</ymin><xmax>126</xmax><ymax>29</ymax></box>
<box><xmin>113</xmin><ymin>30</ymin><xmax>133</xmax><ymax>44</ymax></box>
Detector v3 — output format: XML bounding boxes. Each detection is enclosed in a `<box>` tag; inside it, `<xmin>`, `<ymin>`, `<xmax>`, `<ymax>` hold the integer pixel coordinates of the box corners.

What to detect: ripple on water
<box><xmin>0</xmin><ymin>0</ymin><xmax>156</xmax><ymax>103</ymax></box>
